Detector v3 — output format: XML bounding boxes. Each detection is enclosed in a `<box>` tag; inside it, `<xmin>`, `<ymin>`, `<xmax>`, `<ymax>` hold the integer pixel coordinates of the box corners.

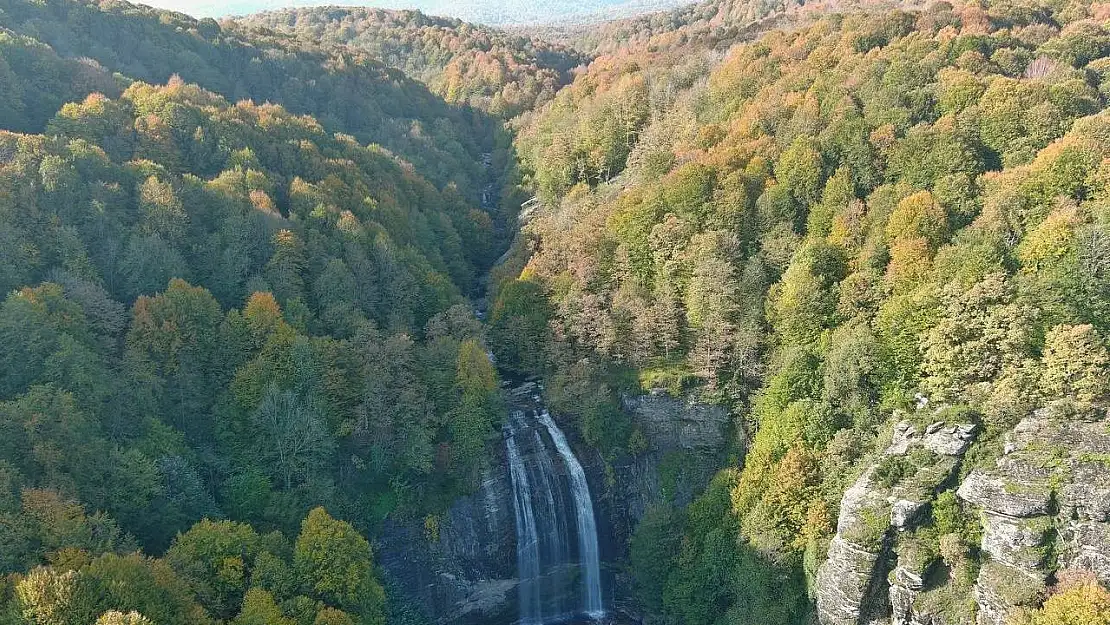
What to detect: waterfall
<box><xmin>506</xmin><ymin>435</ymin><xmax>542</xmax><ymax>622</ymax></box>
<box><xmin>504</xmin><ymin>406</ymin><xmax>605</xmax><ymax>624</ymax></box>
<box><xmin>537</xmin><ymin>411</ymin><xmax>604</xmax><ymax>619</ymax></box>
<box><xmin>533</xmin><ymin>430</ymin><xmax>571</xmax><ymax>617</ymax></box>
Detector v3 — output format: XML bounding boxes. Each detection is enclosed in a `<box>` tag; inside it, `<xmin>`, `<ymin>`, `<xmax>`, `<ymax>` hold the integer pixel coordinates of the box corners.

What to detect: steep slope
<box><xmin>0</xmin><ymin>2</ymin><xmax>516</xmax><ymax>624</ymax></box>
<box><xmin>242</xmin><ymin>6</ymin><xmax>585</xmax><ymax>119</ymax></box>
<box><xmin>0</xmin><ymin>0</ymin><xmax>501</xmax><ymax>199</ymax></box>
<box><xmin>1</xmin><ymin>79</ymin><xmax>496</xmax><ymax>319</ymax></box>
<box><xmin>492</xmin><ymin>0</ymin><xmax>1110</xmax><ymax>623</ymax></box>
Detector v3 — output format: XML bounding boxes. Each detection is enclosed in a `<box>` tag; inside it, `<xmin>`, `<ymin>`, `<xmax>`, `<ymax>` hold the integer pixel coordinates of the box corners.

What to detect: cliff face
<box><xmin>816</xmin><ymin>415</ymin><xmax>979</xmax><ymax>625</ymax></box>
<box><xmin>958</xmin><ymin>409</ymin><xmax>1110</xmax><ymax>625</ymax></box>
<box><xmin>606</xmin><ymin>394</ymin><xmax>731</xmax><ymax>537</ymax></box>
<box><xmin>377</xmin><ymin>463</ymin><xmax>518</xmax><ymax>625</ymax></box>
<box><xmin>815</xmin><ymin>404</ymin><xmax>1110</xmax><ymax>625</ymax></box>
<box><xmin>377</xmin><ymin>390</ymin><xmax>732</xmax><ymax>624</ymax></box>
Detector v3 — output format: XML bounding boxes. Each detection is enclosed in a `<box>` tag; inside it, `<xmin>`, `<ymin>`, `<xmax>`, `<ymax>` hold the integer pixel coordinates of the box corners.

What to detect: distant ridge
<box><xmin>143</xmin><ymin>0</ymin><xmax>695</xmax><ymax>25</ymax></box>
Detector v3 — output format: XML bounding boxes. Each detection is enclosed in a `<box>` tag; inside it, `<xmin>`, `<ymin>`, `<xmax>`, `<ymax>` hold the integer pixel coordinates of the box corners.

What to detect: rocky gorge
<box><xmin>376</xmin><ymin>385</ymin><xmax>732</xmax><ymax>624</ymax></box>
<box><xmin>375</xmin><ymin>380</ymin><xmax>1110</xmax><ymax>625</ymax></box>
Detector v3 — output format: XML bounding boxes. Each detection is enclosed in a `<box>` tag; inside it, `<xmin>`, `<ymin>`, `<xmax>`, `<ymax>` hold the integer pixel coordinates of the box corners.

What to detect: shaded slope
<box><xmin>0</xmin><ymin>0</ymin><xmax>500</xmax><ymax>198</ymax></box>
<box><xmin>243</xmin><ymin>6</ymin><xmax>585</xmax><ymax>119</ymax></box>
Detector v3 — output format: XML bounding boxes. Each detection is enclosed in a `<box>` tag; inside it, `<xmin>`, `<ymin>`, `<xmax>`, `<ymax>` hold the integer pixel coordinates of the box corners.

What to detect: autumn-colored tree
<box><xmin>96</xmin><ymin>611</ymin><xmax>153</xmax><ymax>625</ymax></box>
<box><xmin>1013</xmin><ymin>577</ymin><xmax>1110</xmax><ymax>625</ymax></box>
<box><xmin>1040</xmin><ymin>324</ymin><xmax>1110</xmax><ymax>404</ymax></box>
<box><xmin>293</xmin><ymin>508</ymin><xmax>385</xmax><ymax>623</ymax></box>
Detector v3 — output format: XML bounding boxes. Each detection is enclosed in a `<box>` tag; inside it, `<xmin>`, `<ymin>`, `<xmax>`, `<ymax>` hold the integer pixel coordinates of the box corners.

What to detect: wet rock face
<box><xmin>956</xmin><ymin>411</ymin><xmax>1110</xmax><ymax>625</ymax></box>
<box><xmin>378</xmin><ymin>389</ymin><xmax>733</xmax><ymax>625</ymax></box>
<box><xmin>441</xmin><ymin>469</ymin><xmax>519</xmax><ymax>577</ymax></box>
<box><xmin>377</xmin><ymin>464</ymin><xmax>519</xmax><ymax>625</ymax></box>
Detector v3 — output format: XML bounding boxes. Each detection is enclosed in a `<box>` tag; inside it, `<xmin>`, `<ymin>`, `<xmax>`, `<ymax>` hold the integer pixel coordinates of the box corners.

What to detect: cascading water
<box><xmin>537</xmin><ymin>411</ymin><xmax>604</xmax><ymax>618</ymax></box>
<box><xmin>504</xmin><ymin>403</ymin><xmax>605</xmax><ymax>624</ymax></box>
<box><xmin>506</xmin><ymin>435</ymin><xmax>542</xmax><ymax>621</ymax></box>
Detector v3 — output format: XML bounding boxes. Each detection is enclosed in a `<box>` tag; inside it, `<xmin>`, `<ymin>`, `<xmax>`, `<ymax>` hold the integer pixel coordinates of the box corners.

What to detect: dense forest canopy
<box><xmin>0</xmin><ymin>0</ymin><xmax>1109</xmax><ymax>624</ymax></box>
<box><xmin>0</xmin><ymin>0</ymin><xmax>514</xmax><ymax>623</ymax></box>
<box><xmin>506</xmin><ymin>0</ymin><xmax>1110</xmax><ymax>622</ymax></box>
<box><xmin>0</xmin><ymin>0</ymin><xmax>505</xmax><ymax>199</ymax></box>
<box><xmin>138</xmin><ymin>0</ymin><xmax>693</xmax><ymax>26</ymax></box>
<box><xmin>241</xmin><ymin>7</ymin><xmax>585</xmax><ymax>118</ymax></box>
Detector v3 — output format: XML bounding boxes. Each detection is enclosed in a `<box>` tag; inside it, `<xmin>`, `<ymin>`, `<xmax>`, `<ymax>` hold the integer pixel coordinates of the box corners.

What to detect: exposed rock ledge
<box><xmin>620</xmin><ymin>393</ymin><xmax>730</xmax><ymax>451</ymax></box>
<box><xmin>957</xmin><ymin>409</ymin><xmax>1110</xmax><ymax>625</ymax></box>
<box><xmin>816</xmin><ymin>404</ymin><xmax>1110</xmax><ymax>625</ymax></box>
<box><xmin>816</xmin><ymin>414</ymin><xmax>977</xmax><ymax>625</ymax></box>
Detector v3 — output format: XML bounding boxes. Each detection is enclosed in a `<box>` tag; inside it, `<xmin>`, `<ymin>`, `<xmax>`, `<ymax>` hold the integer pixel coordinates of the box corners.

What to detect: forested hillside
<box><xmin>526</xmin><ymin>0</ymin><xmax>830</xmax><ymax>56</ymax></box>
<box><xmin>0</xmin><ymin>1</ymin><xmax>512</xmax><ymax>623</ymax></box>
<box><xmin>242</xmin><ymin>7</ymin><xmax>584</xmax><ymax>118</ymax></box>
<box><xmin>2</xmin><ymin>0</ymin><xmax>1110</xmax><ymax>624</ymax></box>
<box><xmin>0</xmin><ymin>0</ymin><xmax>506</xmax><ymax>199</ymax></box>
<box><xmin>502</xmin><ymin>0</ymin><xmax>1110</xmax><ymax>622</ymax></box>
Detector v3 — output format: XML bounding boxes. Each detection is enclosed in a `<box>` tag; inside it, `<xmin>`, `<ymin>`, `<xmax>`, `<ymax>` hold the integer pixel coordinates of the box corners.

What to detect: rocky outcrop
<box><xmin>604</xmin><ymin>394</ymin><xmax>731</xmax><ymax>547</ymax></box>
<box><xmin>816</xmin><ymin>402</ymin><xmax>1110</xmax><ymax>625</ymax></box>
<box><xmin>956</xmin><ymin>408</ymin><xmax>1110</xmax><ymax>625</ymax></box>
<box><xmin>817</xmin><ymin>534</ymin><xmax>890</xmax><ymax>625</ymax></box>
<box><xmin>816</xmin><ymin>414</ymin><xmax>978</xmax><ymax>625</ymax></box>
<box><xmin>377</xmin><ymin>464</ymin><xmax>518</xmax><ymax>625</ymax></box>
<box><xmin>621</xmin><ymin>393</ymin><xmax>731</xmax><ymax>451</ymax></box>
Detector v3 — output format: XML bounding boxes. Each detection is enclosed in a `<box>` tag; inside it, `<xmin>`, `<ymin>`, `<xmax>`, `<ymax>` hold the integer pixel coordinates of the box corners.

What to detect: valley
<box><xmin>0</xmin><ymin>0</ymin><xmax>1108</xmax><ymax>624</ymax></box>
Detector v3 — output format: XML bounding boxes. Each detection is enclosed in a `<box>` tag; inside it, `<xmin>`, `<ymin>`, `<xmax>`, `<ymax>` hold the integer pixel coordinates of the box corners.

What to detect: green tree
<box><xmin>95</xmin><ymin>611</ymin><xmax>154</xmax><ymax>625</ymax></box>
<box><xmin>293</xmin><ymin>508</ymin><xmax>385</xmax><ymax>623</ymax></box>
<box><xmin>137</xmin><ymin>176</ymin><xmax>187</xmax><ymax>243</ymax></box>
<box><xmin>232</xmin><ymin>588</ymin><xmax>295</xmax><ymax>625</ymax></box>
<box><xmin>1040</xmin><ymin>324</ymin><xmax>1110</xmax><ymax>404</ymax></box>
<box><xmin>126</xmin><ymin>279</ymin><xmax>225</xmax><ymax>439</ymax></box>
<box><xmin>488</xmin><ymin>279</ymin><xmax>551</xmax><ymax>376</ymax></box>
<box><xmin>358</xmin><ymin>333</ymin><xmax>435</xmax><ymax>477</ymax></box>
<box><xmin>165</xmin><ymin>520</ymin><xmax>262</xmax><ymax>619</ymax></box>
<box><xmin>886</xmin><ymin>191</ymin><xmax>947</xmax><ymax>248</ymax></box>
<box><xmin>77</xmin><ymin>553</ymin><xmax>212</xmax><ymax>625</ymax></box>
<box><xmin>264</xmin><ymin>230</ymin><xmax>307</xmax><ymax>307</ymax></box>
<box><xmin>775</xmin><ymin>138</ymin><xmax>825</xmax><ymax>214</ymax></box>
<box><xmin>629</xmin><ymin>505</ymin><xmax>681</xmax><ymax>613</ymax></box>
<box><xmin>314</xmin><ymin>607</ymin><xmax>356</xmax><ymax>625</ymax></box>
<box><xmin>448</xmin><ymin>340</ymin><xmax>501</xmax><ymax>482</ymax></box>
<box><xmin>921</xmin><ymin>273</ymin><xmax>1040</xmax><ymax>400</ymax></box>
